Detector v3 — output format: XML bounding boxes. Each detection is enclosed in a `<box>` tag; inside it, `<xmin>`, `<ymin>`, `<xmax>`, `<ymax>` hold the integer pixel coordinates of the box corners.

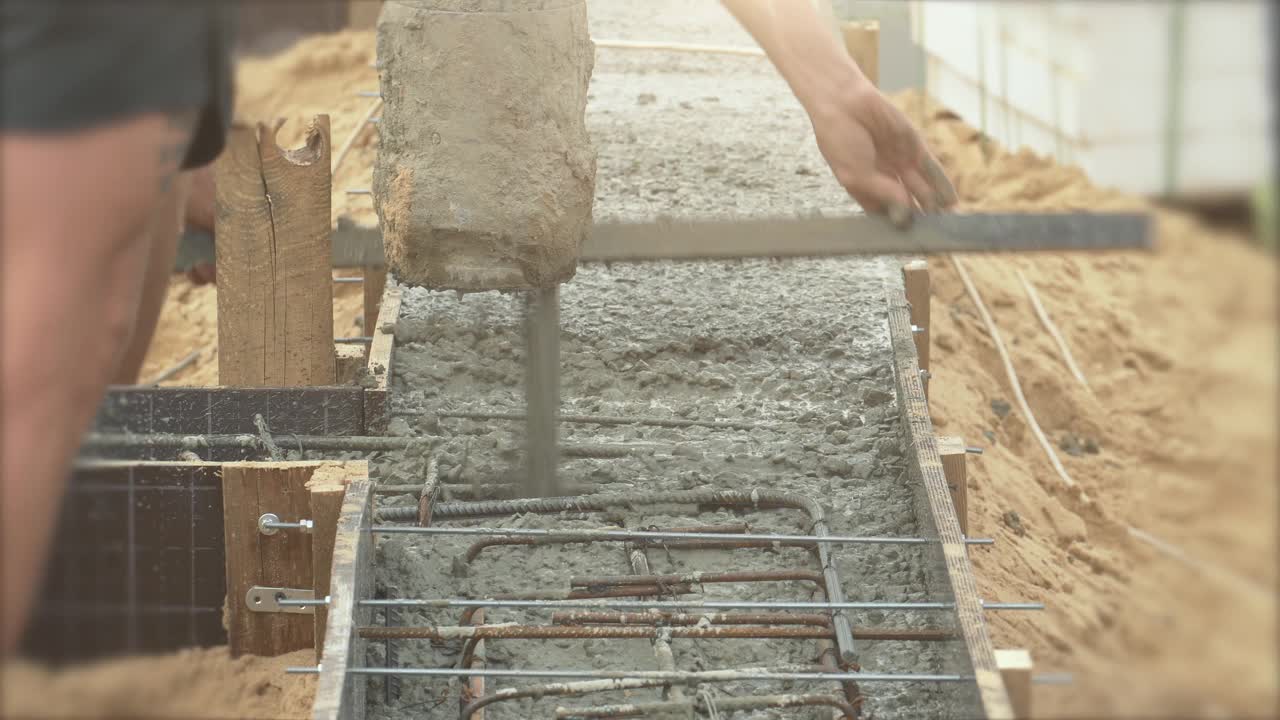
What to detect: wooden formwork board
<box><xmin>885</xmin><ymin>281</ymin><xmax>1014</xmax><ymax>720</ymax></box>
<box><xmin>362</xmin><ymin>279</ymin><xmax>402</xmax><ymax>434</ymax></box>
<box><xmin>23</xmin><ymin>459</ymin><xmax>366</xmax><ymax>673</ymax></box>
<box><xmin>313</xmin><ymin>477</ymin><xmax>374</xmax><ymax>720</ymax></box>
<box><xmin>90</xmin><ymin>386</ymin><xmax>365</xmax><ymax>461</ymax></box>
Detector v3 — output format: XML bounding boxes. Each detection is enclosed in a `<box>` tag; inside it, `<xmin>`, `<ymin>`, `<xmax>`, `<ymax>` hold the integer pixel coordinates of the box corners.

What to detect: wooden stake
<box><xmin>364</xmin><ymin>281</ymin><xmax>402</xmax><ymax>433</ymax></box>
<box><xmin>363</xmin><ymin>268</ymin><xmax>387</xmax><ymax>342</ymax></box>
<box><xmin>308</xmin><ymin>463</ymin><xmax>364</xmax><ymax>660</ymax></box>
<box><xmin>221</xmin><ymin>463</ymin><xmax>317</xmax><ymax>657</ymax></box>
<box><xmin>938</xmin><ymin>436</ymin><xmax>968</xmax><ymax>536</ymax></box>
<box><xmin>995</xmin><ymin>649</ymin><xmax>1033</xmax><ymax>719</ymax></box>
<box><xmin>346</xmin><ymin>0</ymin><xmax>382</xmax><ymax>29</ymax></box>
<box><xmin>216</xmin><ymin>117</ymin><xmax>335</xmax><ymax>387</ymax></box>
<box><xmin>902</xmin><ymin>260</ymin><xmax>930</xmax><ymax>397</ymax></box>
<box><xmin>841</xmin><ymin>20</ymin><xmax>881</xmax><ymax>87</ymax></box>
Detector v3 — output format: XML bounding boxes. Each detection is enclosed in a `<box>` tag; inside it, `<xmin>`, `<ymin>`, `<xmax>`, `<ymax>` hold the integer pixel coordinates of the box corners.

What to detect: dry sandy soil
<box><xmin>1</xmin><ymin>648</ymin><xmax>316</xmax><ymax>719</ymax></box>
<box><xmin>63</xmin><ymin>13</ymin><xmax>1280</xmax><ymax>720</ymax></box>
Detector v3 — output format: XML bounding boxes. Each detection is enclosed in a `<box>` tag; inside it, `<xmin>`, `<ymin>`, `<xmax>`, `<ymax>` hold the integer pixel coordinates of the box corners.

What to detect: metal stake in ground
<box><xmin>524</xmin><ymin>285</ymin><xmax>561</xmax><ymax>497</ymax></box>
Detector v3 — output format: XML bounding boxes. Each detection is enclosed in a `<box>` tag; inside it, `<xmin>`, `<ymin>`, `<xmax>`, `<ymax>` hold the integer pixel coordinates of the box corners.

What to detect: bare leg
<box><xmin>1</xmin><ymin>112</ymin><xmax>195</xmax><ymax>653</ymax></box>
<box><xmin>113</xmin><ymin>173</ymin><xmax>191</xmax><ymax>385</ymax></box>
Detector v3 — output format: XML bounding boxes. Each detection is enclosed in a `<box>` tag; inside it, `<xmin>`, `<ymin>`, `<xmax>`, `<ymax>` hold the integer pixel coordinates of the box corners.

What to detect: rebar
<box><xmin>571</xmin><ymin>569</ymin><xmax>824</xmax><ymax>591</ymax></box>
<box><xmin>83</xmin><ymin>432</ymin><xmax>643</xmax><ymax>458</ymax></box>
<box><xmin>464</xmin><ymin>524</ymin><xmax>748</xmax><ymax>563</ymax></box>
<box><xmin>459</xmin><ymin>677</ymin><xmax>711</xmax><ymax>720</ymax></box>
<box><xmin>554</xmin><ymin>694</ymin><xmax>861</xmax><ymax>719</ymax></box>
<box><xmin>418</xmin><ymin>456</ymin><xmax>439</xmax><ymax>527</ymax></box>
<box><xmin>551</xmin><ymin>611</ymin><xmax>831</xmax><ymax>627</ymax></box>
<box><xmin>370</xmin><ymin>524</ymin><xmax>995</xmax><ymax>547</ymax></box>
<box><xmin>392</xmin><ymin>488</ymin><xmax>866</xmax><ymax>660</ymax></box>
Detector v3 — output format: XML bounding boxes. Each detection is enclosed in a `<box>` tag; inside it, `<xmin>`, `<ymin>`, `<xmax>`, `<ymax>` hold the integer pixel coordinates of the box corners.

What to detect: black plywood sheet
<box><xmin>91</xmin><ymin>386</ymin><xmax>367</xmax><ymax>461</ymax></box>
<box><xmin>21</xmin><ymin>464</ymin><xmax>227</xmax><ymax>664</ymax></box>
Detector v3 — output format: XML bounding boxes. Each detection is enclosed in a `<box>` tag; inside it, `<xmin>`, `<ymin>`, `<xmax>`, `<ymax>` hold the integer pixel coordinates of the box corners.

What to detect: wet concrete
<box><xmin>350</xmin><ymin>2</ymin><xmax>969</xmax><ymax>717</ymax></box>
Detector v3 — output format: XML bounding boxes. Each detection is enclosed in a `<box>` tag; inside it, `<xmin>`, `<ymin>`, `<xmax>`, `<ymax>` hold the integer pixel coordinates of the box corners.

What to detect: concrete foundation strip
<box><xmin>301</xmin><ymin>268</ymin><xmax>1042</xmax><ymax>718</ymax></box>
<box><xmin>294</xmin><ymin>666</ymin><xmax>973</xmax><ymax>683</ymax></box>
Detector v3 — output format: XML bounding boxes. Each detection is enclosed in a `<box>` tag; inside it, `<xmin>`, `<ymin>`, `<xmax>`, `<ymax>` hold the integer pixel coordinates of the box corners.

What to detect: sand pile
<box><xmin>1</xmin><ymin>648</ymin><xmax>316</xmax><ymax>719</ymax></box>
<box><xmin>135</xmin><ymin>28</ymin><xmax>1278</xmax><ymax>718</ymax></box>
<box><xmin>898</xmin><ymin>93</ymin><xmax>1277</xmax><ymax>717</ymax></box>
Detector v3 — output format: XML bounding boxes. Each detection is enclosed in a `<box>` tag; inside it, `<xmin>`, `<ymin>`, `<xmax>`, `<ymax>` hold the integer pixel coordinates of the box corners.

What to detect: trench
<box><xmin>347</xmin><ymin>257</ymin><xmax>964</xmax><ymax>719</ymax></box>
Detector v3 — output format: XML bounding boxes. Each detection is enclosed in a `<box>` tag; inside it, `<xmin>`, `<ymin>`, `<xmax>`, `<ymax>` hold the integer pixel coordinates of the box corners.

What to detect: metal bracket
<box><xmin>246</xmin><ymin>586</ymin><xmax>317</xmax><ymax>615</ymax></box>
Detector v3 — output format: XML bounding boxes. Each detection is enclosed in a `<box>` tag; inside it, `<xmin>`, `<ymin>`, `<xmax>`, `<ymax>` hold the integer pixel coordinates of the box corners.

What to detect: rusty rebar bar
<box><xmin>385</xmin><ymin>489</ymin><xmax>911</xmax><ymax>665</ymax></box>
<box><xmin>551</xmin><ymin>611</ymin><xmax>833</xmax><ymax>627</ymax></box>
<box><xmin>464</xmin><ymin>524</ymin><xmax>748</xmax><ymax>564</ymax></box>
<box><xmin>553</xmin><ymin>693</ymin><xmax>861</xmax><ymax>719</ymax></box>
<box><xmin>417</xmin><ymin>456</ymin><xmax>438</xmax><ymax>527</ymax></box>
<box><xmin>459</xmin><ymin>678</ymin><xmax>688</xmax><ymax>720</ymax></box>
<box><xmin>374</xmin><ymin>524</ymin><xmax>994</xmax><ymax>547</ymax></box>
<box><xmin>364</xmin><ymin>623</ymin><xmax>954</xmax><ymax>643</ymax></box>
<box><xmin>570</xmin><ymin>569</ymin><xmax>824</xmax><ymax>591</ymax></box>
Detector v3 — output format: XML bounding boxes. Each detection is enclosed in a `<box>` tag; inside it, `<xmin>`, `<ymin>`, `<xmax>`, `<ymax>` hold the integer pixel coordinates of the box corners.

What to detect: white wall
<box><xmin>909</xmin><ymin>0</ymin><xmax>1273</xmax><ymax>196</ymax></box>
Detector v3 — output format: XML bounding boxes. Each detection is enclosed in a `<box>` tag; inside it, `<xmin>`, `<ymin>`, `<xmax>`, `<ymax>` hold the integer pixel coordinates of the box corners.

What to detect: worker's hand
<box><xmin>808</xmin><ymin>81</ymin><xmax>957</xmax><ymax>226</ymax></box>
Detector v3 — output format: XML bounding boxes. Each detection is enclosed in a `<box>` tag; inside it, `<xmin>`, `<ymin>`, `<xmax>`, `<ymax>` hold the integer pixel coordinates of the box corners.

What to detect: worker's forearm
<box><xmin>719</xmin><ymin>0</ymin><xmax>868</xmax><ymax>112</ymax></box>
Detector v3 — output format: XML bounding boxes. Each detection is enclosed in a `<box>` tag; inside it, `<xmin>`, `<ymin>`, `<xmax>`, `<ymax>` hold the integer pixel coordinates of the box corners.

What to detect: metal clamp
<box><xmin>258</xmin><ymin>512</ymin><xmax>314</xmax><ymax>535</ymax></box>
<box><xmin>246</xmin><ymin>586</ymin><xmax>327</xmax><ymax>614</ymax></box>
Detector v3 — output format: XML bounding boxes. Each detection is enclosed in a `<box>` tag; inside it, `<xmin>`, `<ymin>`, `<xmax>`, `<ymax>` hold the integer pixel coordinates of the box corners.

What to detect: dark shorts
<box><xmin>0</xmin><ymin>0</ymin><xmax>237</xmax><ymax>169</ymax></box>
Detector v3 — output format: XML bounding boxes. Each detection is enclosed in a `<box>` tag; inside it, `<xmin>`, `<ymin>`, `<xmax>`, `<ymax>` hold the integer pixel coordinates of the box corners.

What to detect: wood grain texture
<box><xmin>939</xmin><ymin>436</ymin><xmax>969</xmax><ymax>537</ymax></box>
<box><xmin>313</xmin><ymin>477</ymin><xmax>374</xmax><ymax>720</ymax></box>
<box><xmin>994</xmin><ymin>649</ymin><xmax>1033</xmax><ymax>720</ymax></box>
<box><xmin>902</xmin><ymin>260</ymin><xmax>931</xmax><ymax>397</ymax></box>
<box><xmin>308</xmin><ymin>463</ymin><xmax>365</xmax><ymax>660</ymax></box>
<box><xmin>216</xmin><ymin>117</ymin><xmax>335</xmax><ymax>387</ymax></box>
<box><xmin>222</xmin><ymin>463</ymin><xmax>318</xmax><ymax>657</ymax></box>
<box><xmin>841</xmin><ymin>20</ymin><xmax>880</xmax><ymax>87</ymax></box>
<box><xmin>363</xmin><ymin>280</ymin><xmax>402</xmax><ymax>434</ymax></box>
<box><xmin>346</xmin><ymin>0</ymin><xmax>382</xmax><ymax>29</ymax></box>
<box><xmin>362</xmin><ymin>269</ymin><xmax>387</xmax><ymax>343</ymax></box>
<box><xmin>887</xmin><ymin>282</ymin><xmax>1013</xmax><ymax>720</ymax></box>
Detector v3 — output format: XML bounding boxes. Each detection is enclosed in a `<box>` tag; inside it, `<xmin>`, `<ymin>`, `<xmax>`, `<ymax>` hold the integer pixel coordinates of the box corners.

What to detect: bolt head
<box><xmin>258</xmin><ymin>512</ymin><xmax>280</xmax><ymax>536</ymax></box>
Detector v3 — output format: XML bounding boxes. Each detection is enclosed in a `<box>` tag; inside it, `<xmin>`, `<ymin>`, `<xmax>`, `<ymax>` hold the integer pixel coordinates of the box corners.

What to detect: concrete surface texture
<box><xmin>370</xmin><ymin>258</ymin><xmax>966</xmax><ymax>719</ymax></box>
<box><xmin>357</xmin><ymin>2</ymin><xmax>975</xmax><ymax>717</ymax></box>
